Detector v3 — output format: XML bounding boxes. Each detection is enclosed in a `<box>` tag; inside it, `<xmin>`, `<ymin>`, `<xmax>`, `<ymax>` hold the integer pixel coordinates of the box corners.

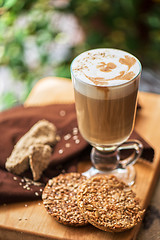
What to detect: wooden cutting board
<box><xmin>0</xmin><ymin>77</ymin><xmax>160</xmax><ymax>240</ymax></box>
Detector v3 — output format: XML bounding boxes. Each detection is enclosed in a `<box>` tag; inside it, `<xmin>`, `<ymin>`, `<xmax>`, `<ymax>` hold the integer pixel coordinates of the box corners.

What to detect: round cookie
<box><xmin>42</xmin><ymin>172</ymin><xmax>88</xmax><ymax>226</ymax></box>
<box><xmin>77</xmin><ymin>175</ymin><xmax>145</xmax><ymax>232</ymax></box>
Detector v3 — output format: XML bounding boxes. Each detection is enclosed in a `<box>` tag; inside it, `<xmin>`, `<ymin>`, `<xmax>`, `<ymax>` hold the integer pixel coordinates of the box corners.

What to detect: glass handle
<box><xmin>118</xmin><ymin>140</ymin><xmax>143</xmax><ymax>169</ymax></box>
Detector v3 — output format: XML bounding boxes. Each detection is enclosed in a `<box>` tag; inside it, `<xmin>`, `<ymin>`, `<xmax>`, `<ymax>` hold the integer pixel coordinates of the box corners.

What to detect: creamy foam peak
<box><xmin>71</xmin><ymin>48</ymin><xmax>141</xmax><ymax>86</ymax></box>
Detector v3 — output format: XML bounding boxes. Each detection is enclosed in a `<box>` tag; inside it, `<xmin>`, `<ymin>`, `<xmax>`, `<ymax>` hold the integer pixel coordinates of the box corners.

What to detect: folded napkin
<box><xmin>0</xmin><ymin>104</ymin><xmax>154</xmax><ymax>204</ymax></box>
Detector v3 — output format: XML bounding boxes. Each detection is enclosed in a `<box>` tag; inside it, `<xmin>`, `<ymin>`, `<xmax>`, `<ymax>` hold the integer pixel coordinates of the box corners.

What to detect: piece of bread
<box><xmin>5</xmin><ymin>120</ymin><xmax>57</xmax><ymax>175</ymax></box>
<box><xmin>29</xmin><ymin>144</ymin><xmax>52</xmax><ymax>181</ymax></box>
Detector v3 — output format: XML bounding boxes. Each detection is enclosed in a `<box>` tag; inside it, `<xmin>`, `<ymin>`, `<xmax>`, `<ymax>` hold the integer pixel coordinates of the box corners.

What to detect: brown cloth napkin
<box><xmin>0</xmin><ymin>104</ymin><xmax>154</xmax><ymax>204</ymax></box>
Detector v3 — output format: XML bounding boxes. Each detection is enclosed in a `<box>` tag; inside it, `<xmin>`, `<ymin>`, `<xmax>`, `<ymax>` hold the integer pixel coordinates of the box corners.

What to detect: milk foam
<box><xmin>71</xmin><ymin>48</ymin><xmax>141</xmax><ymax>87</ymax></box>
<box><xmin>71</xmin><ymin>49</ymin><xmax>141</xmax><ymax>100</ymax></box>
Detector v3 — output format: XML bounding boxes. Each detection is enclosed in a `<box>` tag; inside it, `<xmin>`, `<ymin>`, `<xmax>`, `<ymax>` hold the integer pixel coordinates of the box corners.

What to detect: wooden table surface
<box><xmin>0</xmin><ymin>77</ymin><xmax>160</xmax><ymax>240</ymax></box>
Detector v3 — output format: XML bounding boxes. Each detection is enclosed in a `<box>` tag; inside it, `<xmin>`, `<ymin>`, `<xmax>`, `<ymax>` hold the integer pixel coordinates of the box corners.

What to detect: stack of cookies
<box><xmin>42</xmin><ymin>173</ymin><xmax>145</xmax><ymax>232</ymax></box>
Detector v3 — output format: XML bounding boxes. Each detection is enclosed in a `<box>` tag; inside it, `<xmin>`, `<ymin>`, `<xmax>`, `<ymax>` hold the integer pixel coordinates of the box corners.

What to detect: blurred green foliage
<box><xmin>66</xmin><ymin>0</ymin><xmax>160</xmax><ymax>67</ymax></box>
<box><xmin>0</xmin><ymin>0</ymin><xmax>160</xmax><ymax>109</ymax></box>
<box><xmin>0</xmin><ymin>0</ymin><xmax>60</xmax><ymax>89</ymax></box>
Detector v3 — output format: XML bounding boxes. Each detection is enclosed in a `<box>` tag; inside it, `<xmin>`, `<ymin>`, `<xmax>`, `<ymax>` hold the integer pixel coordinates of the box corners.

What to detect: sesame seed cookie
<box><xmin>77</xmin><ymin>175</ymin><xmax>145</xmax><ymax>232</ymax></box>
<box><xmin>42</xmin><ymin>173</ymin><xmax>88</xmax><ymax>226</ymax></box>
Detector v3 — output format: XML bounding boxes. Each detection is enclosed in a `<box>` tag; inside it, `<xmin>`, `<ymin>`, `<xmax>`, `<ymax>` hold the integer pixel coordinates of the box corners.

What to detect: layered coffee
<box><xmin>71</xmin><ymin>49</ymin><xmax>141</xmax><ymax>147</ymax></box>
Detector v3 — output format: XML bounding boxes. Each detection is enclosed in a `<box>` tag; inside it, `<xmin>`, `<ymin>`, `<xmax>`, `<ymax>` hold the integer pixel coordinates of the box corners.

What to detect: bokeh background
<box><xmin>0</xmin><ymin>0</ymin><xmax>160</xmax><ymax>110</ymax></box>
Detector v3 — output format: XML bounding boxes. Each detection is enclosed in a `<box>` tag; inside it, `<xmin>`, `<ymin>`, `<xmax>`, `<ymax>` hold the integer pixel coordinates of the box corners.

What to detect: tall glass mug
<box><xmin>71</xmin><ymin>48</ymin><xmax>143</xmax><ymax>185</ymax></box>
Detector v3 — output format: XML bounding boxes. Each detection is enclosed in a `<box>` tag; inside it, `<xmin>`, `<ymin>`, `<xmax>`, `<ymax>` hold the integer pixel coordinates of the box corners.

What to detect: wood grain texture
<box><xmin>0</xmin><ymin>77</ymin><xmax>160</xmax><ymax>240</ymax></box>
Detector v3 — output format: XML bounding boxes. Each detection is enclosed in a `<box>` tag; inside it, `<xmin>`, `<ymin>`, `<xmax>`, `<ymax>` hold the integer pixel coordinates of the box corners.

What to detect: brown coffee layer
<box><xmin>74</xmin><ymin>88</ymin><xmax>138</xmax><ymax>146</ymax></box>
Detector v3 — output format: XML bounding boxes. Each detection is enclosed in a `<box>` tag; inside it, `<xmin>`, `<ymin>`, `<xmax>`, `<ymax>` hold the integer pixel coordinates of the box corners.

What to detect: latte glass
<box><xmin>71</xmin><ymin>48</ymin><xmax>143</xmax><ymax>185</ymax></box>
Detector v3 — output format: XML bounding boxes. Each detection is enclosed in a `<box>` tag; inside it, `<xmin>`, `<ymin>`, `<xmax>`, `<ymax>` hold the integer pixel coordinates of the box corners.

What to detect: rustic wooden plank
<box><xmin>0</xmin><ymin>77</ymin><xmax>160</xmax><ymax>240</ymax></box>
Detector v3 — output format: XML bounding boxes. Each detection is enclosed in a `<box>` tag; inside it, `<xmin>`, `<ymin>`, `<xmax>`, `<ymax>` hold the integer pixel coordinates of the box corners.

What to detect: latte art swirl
<box><xmin>72</xmin><ymin>49</ymin><xmax>140</xmax><ymax>86</ymax></box>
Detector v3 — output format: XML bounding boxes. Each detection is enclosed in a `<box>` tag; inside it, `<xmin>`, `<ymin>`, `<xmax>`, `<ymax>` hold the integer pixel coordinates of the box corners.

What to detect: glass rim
<box><xmin>70</xmin><ymin>48</ymin><xmax>142</xmax><ymax>88</ymax></box>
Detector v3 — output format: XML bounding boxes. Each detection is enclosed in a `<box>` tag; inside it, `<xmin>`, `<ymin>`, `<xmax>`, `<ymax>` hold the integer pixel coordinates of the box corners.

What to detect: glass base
<box><xmin>82</xmin><ymin>165</ymin><xmax>136</xmax><ymax>186</ymax></box>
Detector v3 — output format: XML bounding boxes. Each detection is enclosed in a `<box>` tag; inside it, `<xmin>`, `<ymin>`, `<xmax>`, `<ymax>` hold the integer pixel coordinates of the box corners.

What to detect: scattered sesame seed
<box><xmin>40</xmin><ymin>189</ymin><xmax>43</xmax><ymax>192</ymax></box>
<box><xmin>73</xmin><ymin>135</ymin><xmax>78</xmax><ymax>140</ymax></box>
<box><xmin>75</xmin><ymin>139</ymin><xmax>80</xmax><ymax>144</ymax></box>
<box><xmin>19</xmin><ymin>182</ymin><xmax>22</xmax><ymax>186</ymax></box>
<box><xmin>64</xmin><ymin>134</ymin><xmax>71</xmax><ymax>141</ymax></box>
<box><xmin>38</xmin><ymin>203</ymin><xmax>41</xmax><ymax>206</ymax></box>
<box><xmin>27</xmin><ymin>187</ymin><xmax>30</xmax><ymax>190</ymax></box>
<box><xmin>73</xmin><ymin>127</ymin><xmax>78</xmax><ymax>135</ymax></box>
<box><xmin>23</xmin><ymin>177</ymin><xmax>43</xmax><ymax>187</ymax></box>
<box><xmin>18</xmin><ymin>218</ymin><xmax>22</xmax><ymax>221</ymax></box>
<box><xmin>13</xmin><ymin>176</ymin><xmax>17</xmax><ymax>180</ymax></box>
<box><xmin>24</xmin><ymin>204</ymin><xmax>28</xmax><ymax>207</ymax></box>
<box><xmin>60</xmin><ymin>110</ymin><xmax>66</xmax><ymax>117</ymax></box>
<box><xmin>56</xmin><ymin>135</ymin><xmax>61</xmax><ymax>142</ymax></box>
<box><xmin>59</xmin><ymin>149</ymin><xmax>64</xmax><ymax>154</ymax></box>
<box><xmin>65</xmin><ymin>143</ymin><xmax>71</xmax><ymax>148</ymax></box>
<box><xmin>25</xmin><ymin>218</ymin><xmax>28</xmax><ymax>220</ymax></box>
<box><xmin>35</xmin><ymin>192</ymin><xmax>39</xmax><ymax>196</ymax></box>
<box><xmin>21</xmin><ymin>179</ymin><xmax>25</xmax><ymax>182</ymax></box>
